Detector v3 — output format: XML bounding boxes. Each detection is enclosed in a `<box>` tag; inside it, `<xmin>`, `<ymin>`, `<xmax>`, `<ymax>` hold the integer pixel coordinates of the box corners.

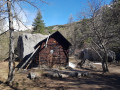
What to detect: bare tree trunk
<box><xmin>102</xmin><ymin>60</ymin><xmax>109</xmax><ymax>73</ymax></box>
<box><xmin>91</xmin><ymin>46</ymin><xmax>109</xmax><ymax>72</ymax></box>
<box><xmin>102</xmin><ymin>60</ymin><xmax>106</xmax><ymax>72</ymax></box>
<box><xmin>102</xmin><ymin>51</ymin><xmax>109</xmax><ymax>73</ymax></box>
<box><xmin>6</xmin><ymin>0</ymin><xmax>15</xmax><ymax>85</ymax></box>
<box><xmin>104</xmin><ymin>53</ymin><xmax>109</xmax><ymax>72</ymax></box>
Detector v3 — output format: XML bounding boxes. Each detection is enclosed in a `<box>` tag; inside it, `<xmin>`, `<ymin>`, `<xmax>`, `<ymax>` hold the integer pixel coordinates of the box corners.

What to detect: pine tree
<box><xmin>32</xmin><ymin>11</ymin><xmax>45</xmax><ymax>33</ymax></box>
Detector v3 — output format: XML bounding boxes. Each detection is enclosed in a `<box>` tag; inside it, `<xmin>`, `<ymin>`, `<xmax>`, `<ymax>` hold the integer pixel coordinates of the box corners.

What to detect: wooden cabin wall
<box><xmin>33</xmin><ymin>38</ymin><xmax>69</xmax><ymax>67</ymax></box>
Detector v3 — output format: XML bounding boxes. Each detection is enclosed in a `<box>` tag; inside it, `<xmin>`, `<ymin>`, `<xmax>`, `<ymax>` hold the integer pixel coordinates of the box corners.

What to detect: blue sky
<box><xmin>21</xmin><ymin>0</ymin><xmax>112</xmax><ymax>27</ymax></box>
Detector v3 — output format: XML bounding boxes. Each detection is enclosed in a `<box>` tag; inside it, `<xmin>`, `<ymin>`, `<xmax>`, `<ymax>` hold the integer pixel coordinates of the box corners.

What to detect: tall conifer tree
<box><xmin>32</xmin><ymin>11</ymin><xmax>45</xmax><ymax>33</ymax></box>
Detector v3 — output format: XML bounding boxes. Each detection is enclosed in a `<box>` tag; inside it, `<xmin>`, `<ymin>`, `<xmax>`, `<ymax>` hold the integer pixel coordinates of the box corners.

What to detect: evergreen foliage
<box><xmin>32</xmin><ymin>11</ymin><xmax>45</xmax><ymax>34</ymax></box>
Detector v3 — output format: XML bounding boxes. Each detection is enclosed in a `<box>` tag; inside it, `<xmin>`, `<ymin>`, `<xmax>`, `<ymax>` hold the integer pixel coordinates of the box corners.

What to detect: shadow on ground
<box><xmin>40</xmin><ymin>68</ymin><xmax>120</xmax><ymax>90</ymax></box>
<box><xmin>0</xmin><ymin>80</ymin><xmax>18</xmax><ymax>90</ymax></box>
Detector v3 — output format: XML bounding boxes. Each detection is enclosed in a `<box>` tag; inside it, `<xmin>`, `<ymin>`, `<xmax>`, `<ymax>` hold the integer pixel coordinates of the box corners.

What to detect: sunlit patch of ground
<box><xmin>0</xmin><ymin>62</ymin><xmax>12</xmax><ymax>90</ymax></box>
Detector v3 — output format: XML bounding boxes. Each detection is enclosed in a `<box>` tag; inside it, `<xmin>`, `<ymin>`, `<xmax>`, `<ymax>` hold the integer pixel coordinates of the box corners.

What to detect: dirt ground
<box><xmin>0</xmin><ymin>60</ymin><xmax>120</xmax><ymax>90</ymax></box>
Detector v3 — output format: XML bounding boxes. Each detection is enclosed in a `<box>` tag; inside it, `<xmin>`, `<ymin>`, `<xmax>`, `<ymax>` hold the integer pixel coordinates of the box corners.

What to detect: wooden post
<box><xmin>39</xmin><ymin>51</ymin><xmax>40</xmax><ymax>66</ymax></box>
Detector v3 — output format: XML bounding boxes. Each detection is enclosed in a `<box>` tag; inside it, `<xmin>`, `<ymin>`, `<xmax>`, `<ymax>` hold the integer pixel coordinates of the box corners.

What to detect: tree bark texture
<box><xmin>102</xmin><ymin>52</ymin><xmax>109</xmax><ymax>73</ymax></box>
<box><xmin>6</xmin><ymin>0</ymin><xmax>15</xmax><ymax>84</ymax></box>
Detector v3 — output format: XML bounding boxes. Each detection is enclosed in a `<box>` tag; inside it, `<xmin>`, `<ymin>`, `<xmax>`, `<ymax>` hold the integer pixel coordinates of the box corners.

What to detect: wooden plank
<box><xmin>19</xmin><ymin>45</ymin><xmax>40</xmax><ymax>70</ymax></box>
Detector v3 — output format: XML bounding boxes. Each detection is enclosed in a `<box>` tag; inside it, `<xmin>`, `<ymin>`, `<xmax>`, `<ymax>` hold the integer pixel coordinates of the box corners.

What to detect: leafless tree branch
<box><xmin>0</xmin><ymin>29</ymin><xmax>9</xmax><ymax>36</ymax></box>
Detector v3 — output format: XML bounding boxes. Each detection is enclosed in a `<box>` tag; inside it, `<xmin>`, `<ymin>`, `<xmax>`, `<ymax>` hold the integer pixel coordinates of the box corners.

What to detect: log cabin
<box><xmin>17</xmin><ymin>31</ymin><xmax>72</xmax><ymax>69</ymax></box>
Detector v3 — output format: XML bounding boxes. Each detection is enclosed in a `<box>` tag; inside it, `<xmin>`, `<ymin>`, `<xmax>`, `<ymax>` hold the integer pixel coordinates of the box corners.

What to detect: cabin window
<box><xmin>50</xmin><ymin>50</ymin><xmax>54</xmax><ymax>54</ymax></box>
<box><xmin>53</xmin><ymin>40</ymin><xmax>56</xmax><ymax>43</ymax></box>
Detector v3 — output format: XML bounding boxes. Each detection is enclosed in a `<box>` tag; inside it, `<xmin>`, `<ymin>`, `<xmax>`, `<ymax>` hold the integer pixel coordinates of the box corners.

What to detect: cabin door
<box><xmin>48</xmin><ymin>46</ymin><xmax>60</xmax><ymax>67</ymax></box>
<box><xmin>48</xmin><ymin>50</ymin><xmax>54</xmax><ymax>67</ymax></box>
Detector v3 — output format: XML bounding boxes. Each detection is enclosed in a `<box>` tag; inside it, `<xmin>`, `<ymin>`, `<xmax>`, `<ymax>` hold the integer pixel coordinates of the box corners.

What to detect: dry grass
<box><xmin>0</xmin><ymin>60</ymin><xmax>119</xmax><ymax>90</ymax></box>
